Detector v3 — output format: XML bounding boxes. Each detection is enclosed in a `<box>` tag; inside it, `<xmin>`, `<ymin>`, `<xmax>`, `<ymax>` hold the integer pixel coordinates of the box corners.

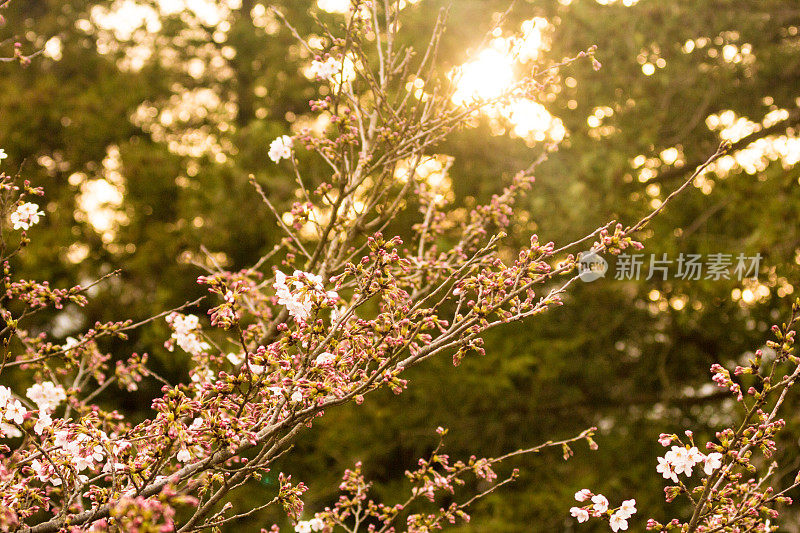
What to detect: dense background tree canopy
<box><xmin>2</xmin><ymin>0</ymin><xmax>800</xmax><ymax>530</ymax></box>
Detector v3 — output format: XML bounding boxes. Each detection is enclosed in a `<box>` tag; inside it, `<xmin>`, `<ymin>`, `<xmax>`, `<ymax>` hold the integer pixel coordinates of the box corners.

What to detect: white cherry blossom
<box><xmin>10</xmin><ymin>202</ymin><xmax>44</xmax><ymax>230</ymax></box>
<box><xmin>26</xmin><ymin>381</ymin><xmax>66</xmax><ymax>413</ymax></box>
<box><xmin>570</xmin><ymin>507</ymin><xmax>589</xmax><ymax>522</ymax></box>
<box><xmin>574</xmin><ymin>489</ymin><xmax>592</xmax><ymax>502</ymax></box>
<box><xmin>4</xmin><ymin>400</ymin><xmax>26</xmax><ymax>425</ymax></box>
<box><xmin>34</xmin><ymin>412</ymin><xmax>52</xmax><ymax>435</ymax></box>
<box><xmin>610</xmin><ymin>512</ymin><xmax>629</xmax><ymax>532</ymax></box>
<box><xmin>618</xmin><ymin>499</ymin><xmax>636</xmax><ymax>519</ymax></box>
<box><xmin>591</xmin><ymin>494</ymin><xmax>608</xmax><ymax>513</ymax></box>
<box><xmin>704</xmin><ymin>452</ymin><xmax>723</xmax><ymax>475</ymax></box>
<box><xmin>315</xmin><ymin>352</ymin><xmax>335</xmax><ymax>366</ymax></box>
<box><xmin>269</xmin><ymin>135</ymin><xmax>293</xmax><ymax>163</ymax></box>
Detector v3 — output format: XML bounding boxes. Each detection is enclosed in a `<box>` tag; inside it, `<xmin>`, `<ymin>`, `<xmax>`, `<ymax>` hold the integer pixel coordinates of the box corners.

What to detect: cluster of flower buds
<box><xmin>646</xmin><ymin>300</ymin><xmax>800</xmax><ymax>532</ymax></box>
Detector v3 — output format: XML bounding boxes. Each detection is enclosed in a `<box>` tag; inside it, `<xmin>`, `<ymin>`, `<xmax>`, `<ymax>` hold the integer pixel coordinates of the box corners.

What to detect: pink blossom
<box><xmin>4</xmin><ymin>400</ymin><xmax>26</xmax><ymax>425</ymax></box>
<box><xmin>610</xmin><ymin>512</ymin><xmax>629</xmax><ymax>532</ymax></box>
<box><xmin>26</xmin><ymin>381</ymin><xmax>66</xmax><ymax>413</ymax></box>
<box><xmin>273</xmin><ymin>270</ymin><xmax>336</xmax><ymax>323</ymax></box>
<box><xmin>53</xmin><ymin>429</ymin><xmax>71</xmax><ymax>448</ymax></box>
<box><xmin>274</xmin><ymin>271</ymin><xmax>313</xmax><ymax>322</ymax></box>
<box><xmin>657</xmin><ymin>456</ymin><xmax>678</xmax><ymax>483</ymax></box>
<box><xmin>308</xmin><ymin>57</ymin><xmax>339</xmax><ymax>80</ymax></box>
<box><xmin>687</xmin><ymin>446</ymin><xmax>704</xmax><ymax>465</ymax></box>
<box><xmin>575</xmin><ymin>489</ymin><xmax>592</xmax><ymax>502</ymax></box>
<box><xmin>31</xmin><ymin>459</ymin><xmax>50</xmax><ymax>483</ymax></box>
<box><xmin>570</xmin><ymin>507</ymin><xmax>589</xmax><ymax>523</ymax></box>
<box><xmin>618</xmin><ymin>499</ymin><xmax>636</xmax><ymax>519</ymax></box>
<box><xmin>165</xmin><ymin>313</ymin><xmax>210</xmax><ymax>356</ymax></box>
<box><xmin>0</xmin><ymin>422</ymin><xmax>22</xmax><ymax>438</ymax></box>
<box><xmin>0</xmin><ymin>386</ymin><xmax>12</xmax><ymax>409</ymax></box>
<box><xmin>591</xmin><ymin>494</ymin><xmax>609</xmax><ymax>513</ymax></box>
<box><xmin>665</xmin><ymin>446</ymin><xmax>699</xmax><ymax>477</ymax></box>
<box><xmin>33</xmin><ymin>412</ymin><xmax>52</xmax><ymax>435</ymax></box>
<box><xmin>62</xmin><ymin>336</ymin><xmax>80</xmax><ymax>353</ymax></box>
<box><xmin>10</xmin><ymin>202</ymin><xmax>44</xmax><ymax>230</ymax></box>
<box><xmin>294</xmin><ymin>516</ymin><xmax>324</xmax><ymax>533</ymax></box>
<box><xmin>704</xmin><ymin>452</ymin><xmax>723</xmax><ymax>475</ymax></box>
<box><xmin>73</xmin><ymin>454</ymin><xmax>94</xmax><ymax>472</ymax></box>
<box><xmin>315</xmin><ymin>352</ymin><xmax>335</xmax><ymax>366</ymax></box>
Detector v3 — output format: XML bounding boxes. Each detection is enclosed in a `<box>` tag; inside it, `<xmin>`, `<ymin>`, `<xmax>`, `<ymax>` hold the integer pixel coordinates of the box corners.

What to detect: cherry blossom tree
<box><xmin>0</xmin><ymin>1</ymin><xmax>797</xmax><ymax>532</ymax></box>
